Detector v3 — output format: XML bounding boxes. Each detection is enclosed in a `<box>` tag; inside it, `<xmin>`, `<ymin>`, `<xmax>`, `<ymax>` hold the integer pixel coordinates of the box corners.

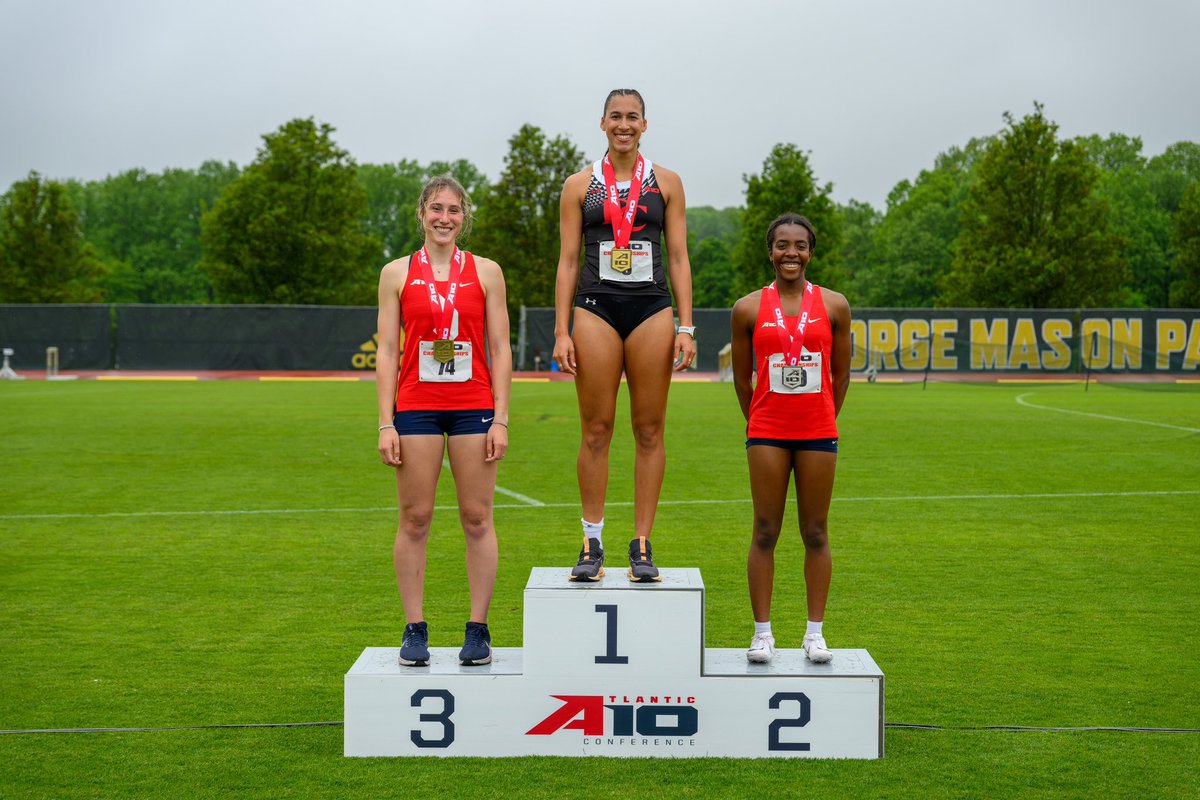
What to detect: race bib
<box><xmin>598</xmin><ymin>240</ymin><xmax>654</xmax><ymax>283</ymax></box>
<box><xmin>767</xmin><ymin>350</ymin><xmax>822</xmax><ymax>394</ymax></box>
<box><xmin>418</xmin><ymin>340</ymin><xmax>472</xmax><ymax>382</ymax></box>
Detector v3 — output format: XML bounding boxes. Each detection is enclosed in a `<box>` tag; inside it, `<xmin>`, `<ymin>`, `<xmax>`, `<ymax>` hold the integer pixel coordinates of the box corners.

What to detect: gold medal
<box><xmin>433</xmin><ymin>339</ymin><xmax>455</xmax><ymax>364</ymax></box>
<box><xmin>611</xmin><ymin>248</ymin><xmax>633</xmax><ymax>274</ymax></box>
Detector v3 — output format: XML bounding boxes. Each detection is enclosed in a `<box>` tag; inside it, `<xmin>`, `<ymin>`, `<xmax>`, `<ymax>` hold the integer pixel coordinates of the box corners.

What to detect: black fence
<box><xmin>3</xmin><ymin>304</ymin><xmax>1199</xmax><ymax>374</ymax></box>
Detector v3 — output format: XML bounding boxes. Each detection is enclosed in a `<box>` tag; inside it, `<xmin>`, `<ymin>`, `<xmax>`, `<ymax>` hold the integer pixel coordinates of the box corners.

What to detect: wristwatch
<box><xmin>677</xmin><ymin>325</ymin><xmax>697</xmax><ymax>338</ymax></box>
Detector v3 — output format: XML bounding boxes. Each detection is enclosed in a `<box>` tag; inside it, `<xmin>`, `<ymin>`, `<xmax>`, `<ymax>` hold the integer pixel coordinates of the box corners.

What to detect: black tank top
<box><xmin>578</xmin><ymin>157</ymin><xmax>668</xmax><ymax>297</ymax></box>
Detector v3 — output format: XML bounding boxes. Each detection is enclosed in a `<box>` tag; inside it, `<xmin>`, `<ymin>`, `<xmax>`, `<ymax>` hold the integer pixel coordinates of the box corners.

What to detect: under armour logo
<box><xmin>585</xmin><ymin>298</ymin><xmax>597</xmax><ymax>306</ymax></box>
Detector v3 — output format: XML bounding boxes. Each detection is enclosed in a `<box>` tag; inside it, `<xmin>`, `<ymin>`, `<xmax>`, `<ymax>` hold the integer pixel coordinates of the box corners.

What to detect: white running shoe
<box><xmin>803</xmin><ymin>633</ymin><xmax>833</xmax><ymax>663</ymax></box>
<box><xmin>746</xmin><ymin>632</ymin><xmax>776</xmax><ymax>663</ymax></box>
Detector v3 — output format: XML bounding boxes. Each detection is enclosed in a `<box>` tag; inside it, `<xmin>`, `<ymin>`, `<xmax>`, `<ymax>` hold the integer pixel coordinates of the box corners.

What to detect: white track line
<box><xmin>4</xmin><ymin>490</ymin><xmax>1197</xmax><ymax>521</ymax></box>
<box><xmin>439</xmin><ymin>457</ymin><xmax>544</xmax><ymax>507</ymax></box>
<box><xmin>1016</xmin><ymin>392</ymin><xmax>1200</xmax><ymax>433</ymax></box>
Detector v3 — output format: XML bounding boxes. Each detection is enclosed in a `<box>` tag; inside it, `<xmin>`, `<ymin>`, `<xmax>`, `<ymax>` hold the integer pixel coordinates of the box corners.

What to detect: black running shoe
<box><xmin>458</xmin><ymin>621</ymin><xmax>492</xmax><ymax>665</ymax></box>
<box><xmin>570</xmin><ymin>536</ymin><xmax>605</xmax><ymax>582</ymax></box>
<box><xmin>398</xmin><ymin>621</ymin><xmax>429</xmax><ymax>666</ymax></box>
<box><xmin>627</xmin><ymin>536</ymin><xmax>661</xmax><ymax>582</ymax></box>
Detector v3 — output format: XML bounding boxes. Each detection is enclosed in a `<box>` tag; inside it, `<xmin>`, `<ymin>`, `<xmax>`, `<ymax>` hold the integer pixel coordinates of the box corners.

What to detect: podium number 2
<box><xmin>594</xmin><ymin>604</ymin><xmax>629</xmax><ymax>664</ymax></box>
<box><xmin>410</xmin><ymin>689</ymin><xmax>455</xmax><ymax>748</ymax></box>
<box><xmin>768</xmin><ymin>691</ymin><xmax>811</xmax><ymax>751</ymax></box>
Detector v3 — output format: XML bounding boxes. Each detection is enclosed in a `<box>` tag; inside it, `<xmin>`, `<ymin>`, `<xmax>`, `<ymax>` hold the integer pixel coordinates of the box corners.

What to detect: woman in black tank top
<box><xmin>551</xmin><ymin>89</ymin><xmax>697</xmax><ymax>583</ymax></box>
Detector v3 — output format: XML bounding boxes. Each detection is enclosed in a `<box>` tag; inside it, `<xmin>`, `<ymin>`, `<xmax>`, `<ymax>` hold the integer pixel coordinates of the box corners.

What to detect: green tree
<box><xmin>859</xmin><ymin>139</ymin><xmax>988</xmax><ymax>307</ymax></box>
<box><xmin>690</xmin><ymin>236</ymin><xmax>737</xmax><ymax>308</ymax></box>
<box><xmin>1170</xmin><ymin>182</ymin><xmax>1200</xmax><ymax>306</ymax></box>
<box><xmin>941</xmin><ymin>104</ymin><xmax>1126</xmax><ymax>308</ymax></box>
<box><xmin>71</xmin><ymin>161</ymin><xmax>239</xmax><ymax>303</ymax></box>
<box><xmin>471</xmin><ymin>124</ymin><xmax>586</xmax><ymax>319</ymax></box>
<box><xmin>0</xmin><ymin>172</ymin><xmax>105</xmax><ymax>302</ymax></box>
<box><xmin>733</xmin><ymin>144</ymin><xmax>840</xmax><ymax>298</ymax></box>
<box><xmin>835</xmin><ymin>198</ymin><xmax>882</xmax><ymax>305</ymax></box>
<box><xmin>200</xmin><ymin>118</ymin><xmax>381</xmax><ymax>304</ymax></box>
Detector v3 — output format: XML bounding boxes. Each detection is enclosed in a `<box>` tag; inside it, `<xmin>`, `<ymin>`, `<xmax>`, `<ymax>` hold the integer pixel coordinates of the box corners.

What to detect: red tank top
<box><xmin>394</xmin><ymin>251</ymin><xmax>494</xmax><ymax>412</ymax></box>
<box><xmin>747</xmin><ymin>284</ymin><xmax>838</xmax><ymax>440</ymax></box>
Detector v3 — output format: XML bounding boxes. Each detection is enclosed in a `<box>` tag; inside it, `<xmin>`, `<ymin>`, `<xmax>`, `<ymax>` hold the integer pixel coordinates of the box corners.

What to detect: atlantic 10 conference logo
<box><xmin>526</xmin><ymin>694</ymin><xmax>699</xmax><ymax>748</ymax></box>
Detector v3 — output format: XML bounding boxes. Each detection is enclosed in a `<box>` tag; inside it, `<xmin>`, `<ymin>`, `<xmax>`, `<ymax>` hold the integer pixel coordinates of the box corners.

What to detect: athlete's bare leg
<box><xmin>447</xmin><ymin>433</ymin><xmax>498</xmax><ymax>624</ymax></box>
<box><xmin>622</xmin><ymin>307</ymin><xmax>675</xmax><ymax>539</ymax></box>
<box><xmin>393</xmin><ymin>435</ymin><xmax>446</xmax><ymax>623</ymax></box>
<box><xmin>571</xmin><ymin>308</ymin><xmax>624</xmax><ymax>524</ymax></box>
<box><xmin>793</xmin><ymin>450</ymin><xmax>837</xmax><ymax>622</ymax></box>
<box><xmin>746</xmin><ymin>444</ymin><xmax>794</xmax><ymax>622</ymax></box>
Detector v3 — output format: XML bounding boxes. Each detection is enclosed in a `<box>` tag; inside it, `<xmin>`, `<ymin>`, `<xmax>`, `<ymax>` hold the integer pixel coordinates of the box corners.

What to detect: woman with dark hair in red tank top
<box><xmin>552</xmin><ymin>88</ymin><xmax>697</xmax><ymax>584</ymax></box>
<box><xmin>376</xmin><ymin>175</ymin><xmax>512</xmax><ymax>669</ymax></box>
<box><xmin>730</xmin><ymin>212</ymin><xmax>851</xmax><ymax>665</ymax></box>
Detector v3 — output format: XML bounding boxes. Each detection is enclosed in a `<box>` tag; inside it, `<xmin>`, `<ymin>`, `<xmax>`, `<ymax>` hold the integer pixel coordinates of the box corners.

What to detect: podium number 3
<box><xmin>594</xmin><ymin>604</ymin><xmax>629</xmax><ymax>664</ymax></box>
<box><xmin>768</xmin><ymin>691</ymin><xmax>811</xmax><ymax>751</ymax></box>
<box><xmin>410</xmin><ymin>689</ymin><xmax>455</xmax><ymax>748</ymax></box>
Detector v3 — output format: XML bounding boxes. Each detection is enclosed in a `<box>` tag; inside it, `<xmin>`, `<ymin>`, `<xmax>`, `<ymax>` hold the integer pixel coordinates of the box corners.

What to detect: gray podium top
<box><xmin>347</xmin><ymin>647</ymin><xmax>524</xmax><ymax>677</ymax></box>
<box><xmin>704</xmin><ymin>647</ymin><xmax>883</xmax><ymax>678</ymax></box>
<box><xmin>525</xmin><ymin>566</ymin><xmax>704</xmax><ymax>591</ymax></box>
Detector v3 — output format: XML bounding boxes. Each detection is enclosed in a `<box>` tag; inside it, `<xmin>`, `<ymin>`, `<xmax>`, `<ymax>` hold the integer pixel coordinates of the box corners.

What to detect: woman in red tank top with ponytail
<box><xmin>375</xmin><ymin>176</ymin><xmax>512</xmax><ymax>669</ymax></box>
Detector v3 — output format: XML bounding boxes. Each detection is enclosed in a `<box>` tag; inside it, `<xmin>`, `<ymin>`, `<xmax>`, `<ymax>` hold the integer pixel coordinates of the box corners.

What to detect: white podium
<box><xmin>345</xmin><ymin>568</ymin><xmax>883</xmax><ymax>758</ymax></box>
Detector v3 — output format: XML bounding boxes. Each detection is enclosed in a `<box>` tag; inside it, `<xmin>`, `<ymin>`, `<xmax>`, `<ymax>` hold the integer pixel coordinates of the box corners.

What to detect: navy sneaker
<box><xmin>570</xmin><ymin>536</ymin><xmax>605</xmax><ymax>582</ymax></box>
<box><xmin>398</xmin><ymin>621</ymin><xmax>429</xmax><ymax>667</ymax></box>
<box><xmin>628</xmin><ymin>536</ymin><xmax>661</xmax><ymax>582</ymax></box>
<box><xmin>458</xmin><ymin>621</ymin><xmax>492</xmax><ymax>665</ymax></box>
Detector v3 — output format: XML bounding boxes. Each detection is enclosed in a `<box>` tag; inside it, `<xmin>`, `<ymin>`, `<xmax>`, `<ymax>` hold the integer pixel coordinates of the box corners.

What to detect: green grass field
<box><xmin>1</xmin><ymin>378</ymin><xmax>1198</xmax><ymax>798</ymax></box>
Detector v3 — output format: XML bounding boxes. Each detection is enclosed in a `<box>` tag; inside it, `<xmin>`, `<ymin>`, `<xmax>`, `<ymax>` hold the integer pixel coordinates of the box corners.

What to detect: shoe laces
<box><xmin>404</xmin><ymin>625</ymin><xmax>427</xmax><ymax>647</ymax></box>
<box><xmin>751</xmin><ymin>632</ymin><xmax>774</xmax><ymax>649</ymax></box>
<box><xmin>464</xmin><ymin>624</ymin><xmax>488</xmax><ymax>648</ymax></box>
<box><xmin>805</xmin><ymin>634</ymin><xmax>828</xmax><ymax>650</ymax></box>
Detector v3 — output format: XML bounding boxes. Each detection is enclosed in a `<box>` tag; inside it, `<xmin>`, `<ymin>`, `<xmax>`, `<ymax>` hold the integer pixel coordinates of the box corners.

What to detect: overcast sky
<box><xmin>2</xmin><ymin>0</ymin><xmax>1198</xmax><ymax>210</ymax></box>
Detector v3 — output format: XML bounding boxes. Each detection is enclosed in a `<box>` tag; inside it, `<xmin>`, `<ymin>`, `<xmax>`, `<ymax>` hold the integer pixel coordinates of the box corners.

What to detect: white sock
<box><xmin>754</xmin><ymin>621</ymin><xmax>772</xmax><ymax>637</ymax></box>
<box><xmin>582</xmin><ymin>517</ymin><xmax>604</xmax><ymax>548</ymax></box>
<box><xmin>806</xmin><ymin>620</ymin><xmax>824</xmax><ymax>638</ymax></box>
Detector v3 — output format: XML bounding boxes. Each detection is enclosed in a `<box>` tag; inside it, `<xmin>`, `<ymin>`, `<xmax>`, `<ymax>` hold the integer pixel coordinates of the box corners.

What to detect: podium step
<box><xmin>345</xmin><ymin>568</ymin><xmax>884</xmax><ymax>758</ymax></box>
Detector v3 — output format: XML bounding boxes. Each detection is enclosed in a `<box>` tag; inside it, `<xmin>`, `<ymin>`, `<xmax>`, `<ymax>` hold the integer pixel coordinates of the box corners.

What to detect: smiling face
<box><xmin>419</xmin><ymin>187</ymin><xmax>466</xmax><ymax>247</ymax></box>
<box><xmin>600</xmin><ymin>93</ymin><xmax>647</xmax><ymax>156</ymax></box>
<box><xmin>768</xmin><ymin>222</ymin><xmax>814</xmax><ymax>282</ymax></box>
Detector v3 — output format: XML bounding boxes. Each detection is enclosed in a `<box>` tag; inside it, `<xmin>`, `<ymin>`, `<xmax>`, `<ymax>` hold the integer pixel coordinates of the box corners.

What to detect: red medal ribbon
<box><xmin>601</xmin><ymin>153</ymin><xmax>645</xmax><ymax>248</ymax></box>
<box><xmin>414</xmin><ymin>246</ymin><xmax>463</xmax><ymax>339</ymax></box>
<box><xmin>764</xmin><ymin>280</ymin><xmax>814</xmax><ymax>366</ymax></box>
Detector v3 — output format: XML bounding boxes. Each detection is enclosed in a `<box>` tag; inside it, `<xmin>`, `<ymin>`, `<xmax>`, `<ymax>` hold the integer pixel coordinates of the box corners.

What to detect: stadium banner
<box><xmin>0</xmin><ymin>304</ymin><xmax>114</xmax><ymax>369</ymax></box>
<box><xmin>850</xmin><ymin>308</ymin><xmax>1200</xmax><ymax>373</ymax></box>
<box><xmin>520</xmin><ymin>307</ymin><xmax>1200</xmax><ymax>374</ymax></box>
<box><xmin>115</xmin><ymin>304</ymin><xmax>379</xmax><ymax>370</ymax></box>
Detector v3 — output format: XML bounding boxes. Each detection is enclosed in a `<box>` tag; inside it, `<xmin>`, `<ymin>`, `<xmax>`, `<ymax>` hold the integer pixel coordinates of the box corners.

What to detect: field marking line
<box><xmin>4</xmin><ymin>490</ymin><xmax>1198</xmax><ymax>521</ymax></box>
<box><xmin>1016</xmin><ymin>392</ymin><xmax>1200</xmax><ymax>433</ymax></box>
<box><xmin>440</xmin><ymin>457</ymin><xmax>544</xmax><ymax>507</ymax></box>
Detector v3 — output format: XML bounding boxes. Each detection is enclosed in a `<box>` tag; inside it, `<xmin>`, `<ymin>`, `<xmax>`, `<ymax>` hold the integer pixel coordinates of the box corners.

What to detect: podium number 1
<box><xmin>594</xmin><ymin>604</ymin><xmax>629</xmax><ymax>664</ymax></box>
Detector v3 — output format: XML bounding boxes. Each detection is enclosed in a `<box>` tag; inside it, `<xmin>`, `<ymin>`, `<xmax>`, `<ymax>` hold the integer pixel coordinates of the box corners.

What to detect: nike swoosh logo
<box><xmin>807</xmin><ymin>317</ymin><xmax>823</xmax><ymax>324</ymax></box>
<box><xmin>460</xmin><ymin>282</ymin><xmax>475</xmax><ymax>287</ymax></box>
<box><xmin>482</xmin><ymin>417</ymin><xmax>494</xmax><ymax>423</ymax></box>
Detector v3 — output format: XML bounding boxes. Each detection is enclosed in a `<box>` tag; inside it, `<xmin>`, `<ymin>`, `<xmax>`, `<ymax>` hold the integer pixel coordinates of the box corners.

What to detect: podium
<box><xmin>345</xmin><ymin>568</ymin><xmax>883</xmax><ymax>758</ymax></box>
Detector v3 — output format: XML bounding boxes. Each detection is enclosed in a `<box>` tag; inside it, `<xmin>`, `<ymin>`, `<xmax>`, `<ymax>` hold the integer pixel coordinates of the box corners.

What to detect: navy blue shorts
<box><xmin>746</xmin><ymin>437</ymin><xmax>839</xmax><ymax>453</ymax></box>
<box><xmin>394</xmin><ymin>409</ymin><xmax>495</xmax><ymax>436</ymax></box>
<box><xmin>576</xmin><ymin>292</ymin><xmax>672</xmax><ymax>340</ymax></box>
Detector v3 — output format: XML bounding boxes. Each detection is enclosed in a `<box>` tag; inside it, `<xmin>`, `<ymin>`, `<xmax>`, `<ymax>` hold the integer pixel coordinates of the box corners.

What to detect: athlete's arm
<box><xmin>659</xmin><ymin>167</ymin><xmax>697</xmax><ymax>370</ymax></box>
<box><xmin>552</xmin><ymin>170</ymin><xmax>587</xmax><ymax>375</ymax></box>
<box><xmin>479</xmin><ymin>257</ymin><xmax>511</xmax><ymax>463</ymax></box>
<box><xmin>730</xmin><ymin>292</ymin><xmax>759</xmax><ymax>422</ymax></box>
<box><xmin>827</xmin><ymin>289</ymin><xmax>852</xmax><ymax>417</ymax></box>
<box><xmin>376</xmin><ymin>257</ymin><xmax>408</xmax><ymax>466</ymax></box>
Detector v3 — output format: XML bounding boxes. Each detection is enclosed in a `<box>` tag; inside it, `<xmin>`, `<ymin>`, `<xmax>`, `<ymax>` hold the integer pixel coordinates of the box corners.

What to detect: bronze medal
<box><xmin>433</xmin><ymin>339</ymin><xmax>455</xmax><ymax>364</ymax></box>
<box><xmin>611</xmin><ymin>248</ymin><xmax>633</xmax><ymax>274</ymax></box>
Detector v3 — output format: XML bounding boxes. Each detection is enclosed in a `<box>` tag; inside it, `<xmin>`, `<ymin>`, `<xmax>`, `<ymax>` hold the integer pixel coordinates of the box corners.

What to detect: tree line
<box><xmin>2</xmin><ymin>106</ymin><xmax>1198</xmax><ymax>313</ymax></box>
